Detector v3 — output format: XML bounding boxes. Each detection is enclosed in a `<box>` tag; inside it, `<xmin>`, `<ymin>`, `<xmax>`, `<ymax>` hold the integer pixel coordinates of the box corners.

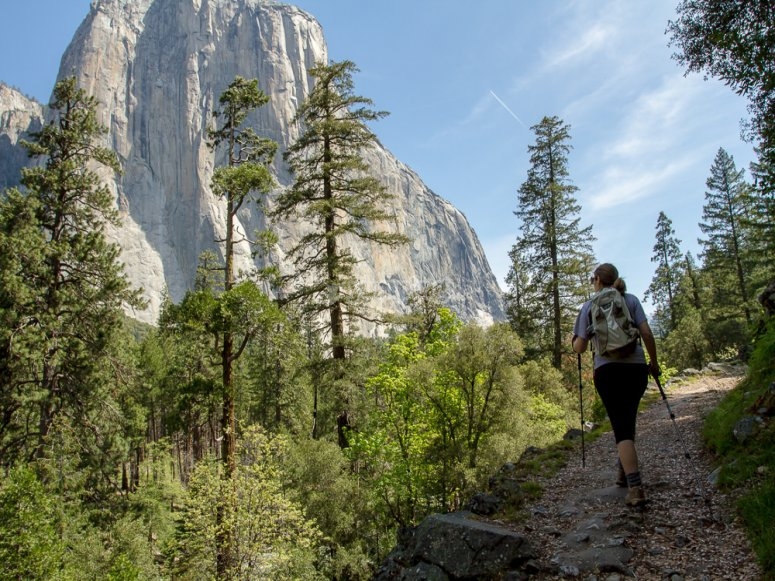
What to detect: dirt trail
<box><xmin>515</xmin><ymin>371</ymin><xmax>762</xmax><ymax>580</ymax></box>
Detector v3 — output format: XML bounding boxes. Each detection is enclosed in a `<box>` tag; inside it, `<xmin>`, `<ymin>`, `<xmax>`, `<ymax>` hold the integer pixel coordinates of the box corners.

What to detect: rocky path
<box><xmin>517</xmin><ymin>370</ymin><xmax>762</xmax><ymax>580</ymax></box>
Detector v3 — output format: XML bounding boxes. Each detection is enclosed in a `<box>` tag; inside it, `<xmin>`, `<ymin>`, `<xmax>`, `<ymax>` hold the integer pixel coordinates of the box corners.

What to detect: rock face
<box><xmin>0</xmin><ymin>84</ymin><xmax>43</xmax><ymax>190</ymax></box>
<box><xmin>0</xmin><ymin>0</ymin><xmax>504</xmax><ymax>326</ymax></box>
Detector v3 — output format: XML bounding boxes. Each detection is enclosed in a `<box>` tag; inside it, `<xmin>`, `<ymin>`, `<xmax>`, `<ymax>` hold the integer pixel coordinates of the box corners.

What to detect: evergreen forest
<box><xmin>2</xmin><ymin>2</ymin><xmax>775</xmax><ymax>578</ymax></box>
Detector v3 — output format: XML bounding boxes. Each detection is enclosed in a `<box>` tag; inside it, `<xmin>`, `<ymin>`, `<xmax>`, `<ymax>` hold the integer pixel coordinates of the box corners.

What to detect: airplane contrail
<box><xmin>489</xmin><ymin>90</ymin><xmax>527</xmax><ymax>128</ymax></box>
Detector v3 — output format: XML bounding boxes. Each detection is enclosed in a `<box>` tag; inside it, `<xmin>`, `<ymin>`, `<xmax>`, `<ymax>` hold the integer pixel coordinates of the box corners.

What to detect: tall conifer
<box><xmin>272</xmin><ymin>60</ymin><xmax>408</xmax><ymax>443</ymax></box>
<box><xmin>699</xmin><ymin>148</ymin><xmax>755</xmax><ymax>326</ymax></box>
<box><xmin>206</xmin><ymin>76</ymin><xmax>278</xmax><ymax>576</ymax></box>
<box><xmin>0</xmin><ymin>77</ymin><xmax>143</xmax><ymax>465</ymax></box>
<box><xmin>508</xmin><ymin>116</ymin><xmax>595</xmax><ymax>369</ymax></box>
<box><xmin>274</xmin><ymin>60</ymin><xmax>407</xmax><ymax>360</ymax></box>
<box><xmin>645</xmin><ymin>211</ymin><xmax>684</xmax><ymax>331</ymax></box>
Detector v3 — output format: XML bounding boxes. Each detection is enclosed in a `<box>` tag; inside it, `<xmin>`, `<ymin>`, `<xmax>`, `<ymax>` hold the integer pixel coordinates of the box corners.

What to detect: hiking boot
<box><xmin>625</xmin><ymin>485</ymin><xmax>647</xmax><ymax>507</ymax></box>
<box><xmin>616</xmin><ymin>464</ymin><xmax>627</xmax><ymax>487</ymax></box>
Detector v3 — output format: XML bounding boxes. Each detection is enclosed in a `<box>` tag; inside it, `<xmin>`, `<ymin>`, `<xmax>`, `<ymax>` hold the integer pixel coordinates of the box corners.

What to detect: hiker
<box><xmin>572</xmin><ymin>263</ymin><xmax>660</xmax><ymax>507</ymax></box>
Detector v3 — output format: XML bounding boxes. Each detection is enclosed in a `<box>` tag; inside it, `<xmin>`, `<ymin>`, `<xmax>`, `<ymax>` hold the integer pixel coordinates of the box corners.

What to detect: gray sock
<box><xmin>626</xmin><ymin>471</ymin><xmax>642</xmax><ymax>488</ymax></box>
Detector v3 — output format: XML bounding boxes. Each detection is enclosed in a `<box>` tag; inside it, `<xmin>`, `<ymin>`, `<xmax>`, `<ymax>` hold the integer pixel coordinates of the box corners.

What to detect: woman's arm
<box><xmin>638</xmin><ymin>320</ymin><xmax>660</xmax><ymax>377</ymax></box>
<box><xmin>572</xmin><ymin>334</ymin><xmax>588</xmax><ymax>354</ymax></box>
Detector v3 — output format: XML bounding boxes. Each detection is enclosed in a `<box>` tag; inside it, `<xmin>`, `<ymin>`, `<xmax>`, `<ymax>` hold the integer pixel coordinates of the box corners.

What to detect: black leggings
<box><xmin>594</xmin><ymin>363</ymin><xmax>649</xmax><ymax>443</ymax></box>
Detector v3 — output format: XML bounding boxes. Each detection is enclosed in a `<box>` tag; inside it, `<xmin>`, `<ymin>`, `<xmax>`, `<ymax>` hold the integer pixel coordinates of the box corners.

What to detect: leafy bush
<box><xmin>662</xmin><ymin>309</ymin><xmax>709</xmax><ymax>370</ymax></box>
<box><xmin>165</xmin><ymin>427</ymin><xmax>323</xmax><ymax>580</ymax></box>
<box><xmin>0</xmin><ymin>466</ymin><xmax>64</xmax><ymax>580</ymax></box>
<box><xmin>281</xmin><ymin>437</ymin><xmax>378</xmax><ymax>580</ymax></box>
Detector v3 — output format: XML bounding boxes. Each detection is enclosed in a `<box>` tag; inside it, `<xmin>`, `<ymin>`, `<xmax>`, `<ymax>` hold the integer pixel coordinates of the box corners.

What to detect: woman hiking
<box><xmin>572</xmin><ymin>263</ymin><xmax>660</xmax><ymax>507</ymax></box>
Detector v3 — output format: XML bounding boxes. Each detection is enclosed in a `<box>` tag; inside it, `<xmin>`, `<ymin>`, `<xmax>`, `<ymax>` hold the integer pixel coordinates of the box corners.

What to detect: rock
<box><xmin>674</xmin><ymin>534</ymin><xmax>690</xmax><ymax>548</ymax></box>
<box><xmin>376</xmin><ymin>511</ymin><xmax>536</xmax><ymax>580</ymax></box>
<box><xmin>759</xmin><ymin>280</ymin><xmax>775</xmax><ymax>315</ymax></box>
<box><xmin>705</xmin><ymin>362</ymin><xmax>733</xmax><ymax>374</ymax></box>
<box><xmin>0</xmin><ymin>0</ymin><xmax>505</xmax><ymax>327</ymax></box>
<box><xmin>558</xmin><ymin>563</ymin><xmax>580</xmax><ymax>576</ymax></box>
<box><xmin>468</xmin><ymin>492</ymin><xmax>502</xmax><ymax>516</ymax></box>
<box><xmin>531</xmin><ymin>506</ymin><xmax>550</xmax><ymax>517</ymax></box>
<box><xmin>488</xmin><ymin>462</ymin><xmax>526</xmax><ymax>507</ymax></box>
<box><xmin>398</xmin><ymin>562</ymin><xmax>449</xmax><ymax>580</ymax></box>
<box><xmin>564</xmin><ymin>428</ymin><xmax>584</xmax><ymax>440</ymax></box>
<box><xmin>733</xmin><ymin>415</ymin><xmax>762</xmax><ymax>443</ymax></box>
<box><xmin>558</xmin><ymin>505</ymin><xmax>582</xmax><ymax>518</ymax></box>
<box><xmin>0</xmin><ymin>84</ymin><xmax>43</xmax><ymax>191</ymax></box>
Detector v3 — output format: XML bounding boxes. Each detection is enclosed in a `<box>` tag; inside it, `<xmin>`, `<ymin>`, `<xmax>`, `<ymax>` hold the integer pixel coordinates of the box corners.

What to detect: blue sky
<box><xmin>0</xmin><ymin>0</ymin><xmax>755</xmax><ymax>310</ymax></box>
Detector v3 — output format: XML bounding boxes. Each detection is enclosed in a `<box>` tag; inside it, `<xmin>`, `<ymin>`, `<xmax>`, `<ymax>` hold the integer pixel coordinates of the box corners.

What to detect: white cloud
<box><xmin>586</xmin><ymin>156</ymin><xmax>696</xmax><ymax>211</ymax></box>
<box><xmin>606</xmin><ymin>75</ymin><xmax>702</xmax><ymax>155</ymax></box>
<box><xmin>542</xmin><ymin>23</ymin><xmax>614</xmax><ymax>70</ymax></box>
<box><xmin>583</xmin><ymin>74</ymin><xmax>711</xmax><ymax>210</ymax></box>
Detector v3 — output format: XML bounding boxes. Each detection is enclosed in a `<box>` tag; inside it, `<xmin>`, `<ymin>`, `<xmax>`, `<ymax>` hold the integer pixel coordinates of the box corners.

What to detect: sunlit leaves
<box><xmin>167</xmin><ymin>427</ymin><xmax>322</xmax><ymax>580</ymax></box>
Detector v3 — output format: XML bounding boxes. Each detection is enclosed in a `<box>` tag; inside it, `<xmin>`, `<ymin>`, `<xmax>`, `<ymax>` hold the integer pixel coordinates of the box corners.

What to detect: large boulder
<box><xmin>375</xmin><ymin>512</ymin><xmax>536</xmax><ymax>580</ymax></box>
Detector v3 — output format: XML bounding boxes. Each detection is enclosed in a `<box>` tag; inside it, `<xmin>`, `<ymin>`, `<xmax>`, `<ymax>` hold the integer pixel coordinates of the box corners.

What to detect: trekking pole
<box><xmin>653</xmin><ymin>373</ymin><xmax>691</xmax><ymax>460</ymax></box>
<box><xmin>653</xmin><ymin>372</ymin><xmax>714</xmax><ymax>516</ymax></box>
<box><xmin>577</xmin><ymin>353</ymin><xmax>586</xmax><ymax>468</ymax></box>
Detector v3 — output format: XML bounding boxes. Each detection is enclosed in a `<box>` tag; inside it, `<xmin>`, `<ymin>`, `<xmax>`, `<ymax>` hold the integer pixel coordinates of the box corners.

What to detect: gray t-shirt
<box><xmin>573</xmin><ymin>292</ymin><xmax>648</xmax><ymax>369</ymax></box>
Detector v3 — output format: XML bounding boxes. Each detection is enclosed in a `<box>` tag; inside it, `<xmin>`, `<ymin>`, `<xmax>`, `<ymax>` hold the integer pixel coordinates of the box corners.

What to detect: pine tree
<box><xmin>668</xmin><ymin>1</ymin><xmax>775</xmax><ymax>268</ymax></box>
<box><xmin>698</xmin><ymin>148</ymin><xmax>755</xmax><ymax>326</ymax></box>
<box><xmin>272</xmin><ymin>60</ymin><xmax>408</xmax><ymax>444</ymax></box>
<box><xmin>0</xmin><ymin>77</ymin><xmax>143</xmax><ymax>465</ymax></box>
<box><xmin>206</xmin><ymin>76</ymin><xmax>277</xmax><ymax>476</ymax></box>
<box><xmin>206</xmin><ymin>76</ymin><xmax>278</xmax><ymax>577</ymax></box>
<box><xmin>645</xmin><ymin>211</ymin><xmax>684</xmax><ymax>331</ymax></box>
<box><xmin>508</xmin><ymin>116</ymin><xmax>595</xmax><ymax>369</ymax></box>
<box><xmin>748</xmin><ymin>148</ymin><xmax>775</xmax><ymax>283</ymax></box>
<box><xmin>505</xmin><ymin>245</ymin><xmax>551</xmax><ymax>361</ymax></box>
<box><xmin>273</xmin><ymin>60</ymin><xmax>408</xmax><ymax>361</ymax></box>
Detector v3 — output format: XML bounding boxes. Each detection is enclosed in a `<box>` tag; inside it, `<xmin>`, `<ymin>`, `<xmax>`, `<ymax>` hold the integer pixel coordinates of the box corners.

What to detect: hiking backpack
<box><xmin>588</xmin><ymin>287</ymin><xmax>640</xmax><ymax>358</ymax></box>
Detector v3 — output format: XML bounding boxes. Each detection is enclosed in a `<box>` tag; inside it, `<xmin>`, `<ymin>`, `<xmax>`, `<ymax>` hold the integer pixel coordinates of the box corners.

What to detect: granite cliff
<box><xmin>0</xmin><ymin>0</ymin><xmax>504</xmax><ymax>326</ymax></box>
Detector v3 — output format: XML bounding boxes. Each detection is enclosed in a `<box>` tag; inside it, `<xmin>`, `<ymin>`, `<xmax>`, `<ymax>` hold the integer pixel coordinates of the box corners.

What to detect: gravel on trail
<box><xmin>510</xmin><ymin>371</ymin><xmax>763</xmax><ymax>580</ymax></box>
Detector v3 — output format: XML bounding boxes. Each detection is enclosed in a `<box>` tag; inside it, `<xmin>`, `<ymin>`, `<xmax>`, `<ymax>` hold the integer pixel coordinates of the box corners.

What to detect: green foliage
<box><xmin>349</xmin><ymin>328</ymin><xmax>447</xmax><ymax>525</ymax></box>
<box><xmin>668</xmin><ymin>0</ymin><xmax>775</xmax><ymax>197</ymax></box>
<box><xmin>526</xmin><ymin>392</ymin><xmax>568</xmax><ymax>445</ymax></box>
<box><xmin>0</xmin><ymin>77</ymin><xmax>145</xmax><ymax>492</ymax></box>
<box><xmin>518</xmin><ymin>358</ymin><xmax>578</xmax><ymax>428</ymax></box>
<box><xmin>739</xmin><ymin>479</ymin><xmax>775</xmax><ymax>575</ymax></box>
<box><xmin>748</xmin><ymin>321</ymin><xmax>775</xmax><ymax>387</ymax></box>
<box><xmin>241</xmin><ymin>311</ymin><xmax>313</xmax><ymax>434</ymax></box>
<box><xmin>206</xmin><ymin>77</ymin><xmax>279</xmax><ymax>518</ymax></box>
<box><xmin>273</xmin><ymin>59</ymin><xmax>408</xmax><ymax>359</ymax></box>
<box><xmin>167</xmin><ymin>427</ymin><xmax>323</xmax><ymax>580</ymax></box>
<box><xmin>661</xmin><ymin>307</ymin><xmax>710</xmax><ymax>370</ymax></box>
<box><xmin>208</xmin><ymin>77</ymin><xmax>277</xmax><ymax>204</ymax></box>
<box><xmin>667</xmin><ymin>0</ymin><xmax>775</xmax><ymax>366</ymax></box>
<box><xmin>657</xmin><ymin>149</ymin><xmax>763</xmax><ymax>368</ymax></box>
<box><xmin>0</xmin><ymin>466</ymin><xmax>64</xmax><ymax>580</ymax></box>
<box><xmin>507</xmin><ymin>116</ymin><xmax>596</xmax><ymax>369</ymax></box>
<box><xmin>645</xmin><ymin>211</ymin><xmax>684</xmax><ymax>332</ymax></box>
<box><xmin>142</xmin><ymin>314</ymin><xmax>220</xmax><ymax>453</ymax></box>
<box><xmin>698</xmin><ymin>148</ymin><xmax>757</xmax><ymax>328</ymax></box>
<box><xmin>348</xmin><ymin>312</ymin><xmax>575</xmax><ymax>536</ymax></box>
<box><xmin>281</xmin><ymin>437</ymin><xmax>378</xmax><ymax>580</ymax></box>
<box><xmin>701</xmin><ymin>320</ymin><xmax>775</xmax><ymax>576</ymax></box>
